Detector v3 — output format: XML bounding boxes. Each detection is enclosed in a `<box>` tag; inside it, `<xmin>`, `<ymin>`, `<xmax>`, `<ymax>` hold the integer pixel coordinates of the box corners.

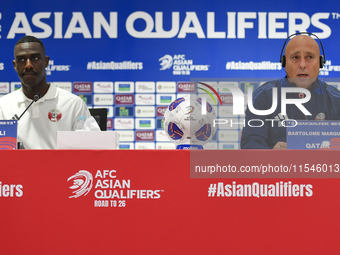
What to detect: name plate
<box><xmin>0</xmin><ymin>120</ymin><xmax>17</xmax><ymax>149</ymax></box>
<box><xmin>57</xmin><ymin>131</ymin><xmax>119</xmax><ymax>149</ymax></box>
<box><xmin>286</xmin><ymin>120</ymin><xmax>340</xmax><ymax>150</ymax></box>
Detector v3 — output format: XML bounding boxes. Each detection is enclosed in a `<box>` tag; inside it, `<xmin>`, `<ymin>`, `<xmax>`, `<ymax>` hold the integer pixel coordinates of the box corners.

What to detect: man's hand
<box><xmin>273</xmin><ymin>142</ymin><xmax>287</xmax><ymax>150</ymax></box>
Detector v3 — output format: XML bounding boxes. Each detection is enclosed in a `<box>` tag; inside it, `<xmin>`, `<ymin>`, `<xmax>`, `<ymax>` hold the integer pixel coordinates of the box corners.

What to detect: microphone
<box><xmin>33</xmin><ymin>92</ymin><xmax>41</xmax><ymax>102</ymax></box>
<box><xmin>12</xmin><ymin>92</ymin><xmax>41</xmax><ymax>120</ymax></box>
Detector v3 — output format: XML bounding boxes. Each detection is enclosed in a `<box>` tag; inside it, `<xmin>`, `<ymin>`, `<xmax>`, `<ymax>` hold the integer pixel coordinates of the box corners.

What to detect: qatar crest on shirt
<box><xmin>48</xmin><ymin>109</ymin><xmax>62</xmax><ymax>122</ymax></box>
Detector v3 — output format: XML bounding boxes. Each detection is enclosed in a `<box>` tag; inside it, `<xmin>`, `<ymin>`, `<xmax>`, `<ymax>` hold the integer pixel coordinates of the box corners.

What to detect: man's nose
<box><xmin>25</xmin><ymin>58</ymin><xmax>33</xmax><ymax>69</ymax></box>
<box><xmin>299</xmin><ymin>58</ymin><xmax>307</xmax><ymax>69</ymax></box>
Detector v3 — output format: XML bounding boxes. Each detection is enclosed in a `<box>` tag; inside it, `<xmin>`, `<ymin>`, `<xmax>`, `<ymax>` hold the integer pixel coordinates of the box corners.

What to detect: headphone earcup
<box><xmin>320</xmin><ymin>55</ymin><xmax>324</xmax><ymax>68</ymax></box>
<box><xmin>281</xmin><ymin>55</ymin><xmax>286</xmax><ymax>68</ymax></box>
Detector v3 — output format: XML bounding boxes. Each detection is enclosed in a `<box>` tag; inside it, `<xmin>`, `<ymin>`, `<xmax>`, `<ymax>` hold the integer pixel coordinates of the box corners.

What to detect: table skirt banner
<box><xmin>1</xmin><ymin>150</ymin><xmax>340</xmax><ymax>254</ymax></box>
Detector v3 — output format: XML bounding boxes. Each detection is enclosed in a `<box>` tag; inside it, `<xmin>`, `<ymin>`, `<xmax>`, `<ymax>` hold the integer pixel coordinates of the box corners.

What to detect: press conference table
<box><xmin>1</xmin><ymin>149</ymin><xmax>340</xmax><ymax>255</ymax></box>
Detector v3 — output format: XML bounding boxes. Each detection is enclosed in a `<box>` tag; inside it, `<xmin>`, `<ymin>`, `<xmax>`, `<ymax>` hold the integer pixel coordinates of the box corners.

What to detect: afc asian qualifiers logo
<box><xmin>159</xmin><ymin>54</ymin><xmax>209</xmax><ymax>75</ymax></box>
<box><xmin>159</xmin><ymin>55</ymin><xmax>173</xmax><ymax>70</ymax></box>
<box><xmin>68</xmin><ymin>170</ymin><xmax>93</xmax><ymax>198</ymax></box>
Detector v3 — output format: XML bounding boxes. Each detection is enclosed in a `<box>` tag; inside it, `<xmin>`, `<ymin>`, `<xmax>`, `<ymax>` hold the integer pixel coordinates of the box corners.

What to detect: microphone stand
<box><xmin>12</xmin><ymin>93</ymin><xmax>41</xmax><ymax>120</ymax></box>
<box><xmin>12</xmin><ymin>92</ymin><xmax>41</xmax><ymax>149</ymax></box>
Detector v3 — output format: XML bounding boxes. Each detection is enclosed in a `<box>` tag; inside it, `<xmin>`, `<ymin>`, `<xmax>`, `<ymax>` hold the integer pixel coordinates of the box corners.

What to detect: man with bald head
<box><xmin>241</xmin><ymin>33</ymin><xmax>340</xmax><ymax>149</ymax></box>
<box><xmin>284</xmin><ymin>35</ymin><xmax>321</xmax><ymax>89</ymax></box>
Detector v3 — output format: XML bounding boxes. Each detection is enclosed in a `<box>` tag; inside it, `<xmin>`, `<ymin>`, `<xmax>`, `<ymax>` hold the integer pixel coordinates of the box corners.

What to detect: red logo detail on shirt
<box><xmin>48</xmin><ymin>109</ymin><xmax>62</xmax><ymax>122</ymax></box>
<box><xmin>299</xmin><ymin>93</ymin><xmax>305</xmax><ymax>98</ymax></box>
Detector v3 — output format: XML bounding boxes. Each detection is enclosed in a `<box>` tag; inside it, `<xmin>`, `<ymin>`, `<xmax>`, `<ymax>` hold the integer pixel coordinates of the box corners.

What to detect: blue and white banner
<box><xmin>287</xmin><ymin>121</ymin><xmax>340</xmax><ymax>150</ymax></box>
<box><xmin>1</xmin><ymin>0</ymin><xmax>340</xmax><ymax>148</ymax></box>
<box><xmin>0</xmin><ymin>120</ymin><xmax>17</xmax><ymax>149</ymax></box>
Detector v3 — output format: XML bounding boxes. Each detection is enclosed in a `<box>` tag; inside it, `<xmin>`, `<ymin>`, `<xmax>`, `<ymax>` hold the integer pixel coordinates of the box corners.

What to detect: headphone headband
<box><xmin>279</xmin><ymin>32</ymin><xmax>326</xmax><ymax>68</ymax></box>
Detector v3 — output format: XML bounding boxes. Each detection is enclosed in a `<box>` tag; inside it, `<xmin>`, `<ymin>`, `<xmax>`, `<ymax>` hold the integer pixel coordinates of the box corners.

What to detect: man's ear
<box><xmin>13</xmin><ymin>60</ymin><xmax>16</xmax><ymax>70</ymax></box>
<box><xmin>45</xmin><ymin>56</ymin><xmax>50</xmax><ymax>68</ymax></box>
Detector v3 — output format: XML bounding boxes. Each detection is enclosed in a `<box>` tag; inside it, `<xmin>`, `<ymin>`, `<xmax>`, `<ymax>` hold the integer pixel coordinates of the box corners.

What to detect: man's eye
<box><xmin>32</xmin><ymin>57</ymin><xmax>39</xmax><ymax>61</ymax></box>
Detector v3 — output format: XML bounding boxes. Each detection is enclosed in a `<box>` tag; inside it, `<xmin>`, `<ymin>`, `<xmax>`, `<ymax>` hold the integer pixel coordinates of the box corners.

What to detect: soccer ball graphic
<box><xmin>163</xmin><ymin>95</ymin><xmax>217</xmax><ymax>148</ymax></box>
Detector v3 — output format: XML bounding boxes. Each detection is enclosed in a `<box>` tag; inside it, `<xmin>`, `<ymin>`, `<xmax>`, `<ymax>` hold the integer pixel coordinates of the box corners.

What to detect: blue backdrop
<box><xmin>1</xmin><ymin>0</ymin><xmax>339</xmax><ymax>149</ymax></box>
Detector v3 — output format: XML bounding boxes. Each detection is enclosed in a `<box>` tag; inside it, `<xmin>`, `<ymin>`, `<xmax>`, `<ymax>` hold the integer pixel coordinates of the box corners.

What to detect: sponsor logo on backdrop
<box><xmin>135</xmin><ymin>106</ymin><xmax>155</xmax><ymax>117</ymax></box>
<box><xmin>11</xmin><ymin>82</ymin><xmax>21</xmax><ymax>92</ymax></box>
<box><xmin>107</xmin><ymin>118</ymin><xmax>113</xmax><ymax>129</ymax></box>
<box><xmin>115</xmin><ymin>82</ymin><xmax>134</xmax><ymax>93</ymax></box>
<box><xmin>115</xmin><ymin>95</ymin><xmax>134</xmax><ymax>105</ymax></box>
<box><xmin>118</xmin><ymin>84</ymin><xmax>131</xmax><ymax>92</ymax></box>
<box><xmin>117</xmin><ymin>131</ymin><xmax>134</xmax><ymax>142</ymax></box>
<box><xmin>156</xmin><ymin>143</ymin><xmax>176</xmax><ymax>149</ymax></box>
<box><xmin>160</xmin><ymin>96</ymin><xmax>172</xmax><ymax>104</ymax></box>
<box><xmin>115</xmin><ymin>106</ymin><xmax>134</xmax><ymax>117</ymax></box>
<box><xmin>0</xmin><ymin>181</ymin><xmax>23</xmax><ymax>197</ymax></box>
<box><xmin>204</xmin><ymin>142</ymin><xmax>218</xmax><ymax>150</ymax></box>
<box><xmin>114</xmin><ymin>118</ymin><xmax>134</xmax><ymax>129</ymax></box>
<box><xmin>73</xmin><ymin>82</ymin><xmax>93</xmax><ymax>93</ymax></box>
<box><xmin>135</xmin><ymin>82</ymin><xmax>155</xmax><ymax>93</ymax></box>
<box><xmin>68</xmin><ymin>170</ymin><xmax>93</xmax><ymax>198</ymax></box>
<box><xmin>54</xmin><ymin>82</ymin><xmax>72</xmax><ymax>92</ymax></box>
<box><xmin>46</xmin><ymin>60</ymin><xmax>70</xmax><ymax>75</ymax></box>
<box><xmin>135</xmin><ymin>118</ymin><xmax>155</xmax><ymax>129</ymax></box>
<box><xmin>156</xmin><ymin>106</ymin><xmax>167</xmax><ymax>117</ymax></box>
<box><xmin>78</xmin><ymin>95</ymin><xmax>92</xmax><ymax>105</ymax></box>
<box><xmin>0</xmin><ymin>83</ymin><xmax>9</xmax><ymax>93</ymax></box>
<box><xmin>218</xmin><ymin>130</ymin><xmax>239</xmax><ymax>142</ymax></box>
<box><xmin>218</xmin><ymin>82</ymin><xmax>239</xmax><ymax>93</ymax></box>
<box><xmin>119</xmin><ymin>143</ymin><xmax>134</xmax><ymax>149</ymax></box>
<box><xmin>135</xmin><ymin>143</ymin><xmax>155</xmax><ymax>149</ymax></box>
<box><xmin>156</xmin><ymin>82</ymin><xmax>176</xmax><ymax>93</ymax></box>
<box><xmin>140</xmin><ymin>120</ymin><xmax>151</xmax><ymax>128</ymax></box>
<box><xmin>218</xmin><ymin>105</ymin><xmax>237</xmax><ymax>116</ymax></box>
<box><xmin>135</xmin><ymin>94</ymin><xmax>155</xmax><ymax>105</ymax></box>
<box><xmin>156</xmin><ymin>94</ymin><xmax>175</xmax><ymax>105</ymax></box>
<box><xmin>159</xmin><ymin>54</ymin><xmax>209</xmax><ymax>75</ymax></box>
<box><xmin>87</xmin><ymin>61</ymin><xmax>143</xmax><ymax>70</ymax></box>
<box><xmin>136</xmin><ymin>131</ymin><xmax>155</xmax><ymax>141</ymax></box>
<box><xmin>177</xmin><ymin>82</ymin><xmax>197</xmax><ymax>93</ymax></box>
<box><xmin>220</xmin><ymin>94</ymin><xmax>233</xmax><ymax>105</ymax></box>
<box><xmin>94</xmin><ymin>82</ymin><xmax>114</xmax><ymax>93</ymax></box>
<box><xmin>68</xmin><ymin>169</ymin><xmax>164</xmax><ymax>207</ymax></box>
<box><xmin>219</xmin><ymin>143</ymin><xmax>238</xmax><ymax>150</ymax></box>
<box><xmin>239</xmin><ymin>82</ymin><xmax>260</xmax><ymax>93</ymax></box>
<box><xmin>94</xmin><ymin>94</ymin><xmax>114</xmax><ymax>105</ymax></box>
<box><xmin>0</xmin><ymin>63</ymin><xmax>4</xmax><ymax>71</ymax></box>
<box><xmin>156</xmin><ymin>130</ymin><xmax>170</xmax><ymax>142</ymax></box>
<box><xmin>156</xmin><ymin>119</ymin><xmax>164</xmax><ymax>129</ymax></box>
